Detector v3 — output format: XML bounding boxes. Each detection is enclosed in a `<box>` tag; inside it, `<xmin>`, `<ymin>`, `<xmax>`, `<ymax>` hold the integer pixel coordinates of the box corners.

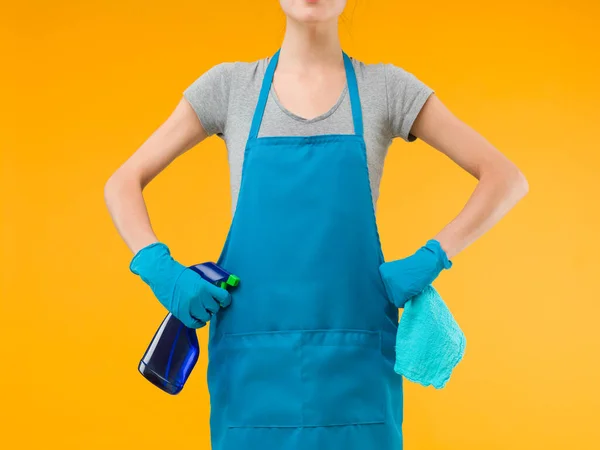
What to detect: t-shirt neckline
<box><xmin>266</xmin><ymin>56</ymin><xmax>350</xmax><ymax>124</ymax></box>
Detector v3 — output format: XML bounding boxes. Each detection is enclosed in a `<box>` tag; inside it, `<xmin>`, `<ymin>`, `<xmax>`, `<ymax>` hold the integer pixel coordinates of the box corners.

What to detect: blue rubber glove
<box><xmin>379</xmin><ymin>239</ymin><xmax>452</xmax><ymax>308</ymax></box>
<box><xmin>129</xmin><ymin>242</ymin><xmax>231</xmax><ymax>329</ymax></box>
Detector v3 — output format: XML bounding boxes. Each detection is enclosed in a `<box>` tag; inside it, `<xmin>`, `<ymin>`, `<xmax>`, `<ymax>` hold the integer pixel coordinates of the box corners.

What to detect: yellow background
<box><xmin>1</xmin><ymin>1</ymin><xmax>599</xmax><ymax>448</ymax></box>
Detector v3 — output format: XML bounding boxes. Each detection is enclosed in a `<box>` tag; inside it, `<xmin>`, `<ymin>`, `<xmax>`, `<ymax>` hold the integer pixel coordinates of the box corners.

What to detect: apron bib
<box><xmin>207</xmin><ymin>49</ymin><xmax>403</xmax><ymax>450</ymax></box>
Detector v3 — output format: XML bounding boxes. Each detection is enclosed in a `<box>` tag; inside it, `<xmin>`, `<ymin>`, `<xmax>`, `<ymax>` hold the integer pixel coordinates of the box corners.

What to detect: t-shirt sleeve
<box><xmin>182</xmin><ymin>62</ymin><xmax>235</xmax><ymax>137</ymax></box>
<box><xmin>384</xmin><ymin>63</ymin><xmax>434</xmax><ymax>142</ymax></box>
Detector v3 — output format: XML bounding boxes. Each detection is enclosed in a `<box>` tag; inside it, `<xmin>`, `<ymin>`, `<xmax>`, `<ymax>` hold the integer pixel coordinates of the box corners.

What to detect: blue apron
<box><xmin>209</xmin><ymin>49</ymin><xmax>403</xmax><ymax>450</ymax></box>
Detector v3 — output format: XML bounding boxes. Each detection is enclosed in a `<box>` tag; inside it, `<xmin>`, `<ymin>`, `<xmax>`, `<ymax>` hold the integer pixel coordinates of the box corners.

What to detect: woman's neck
<box><xmin>279</xmin><ymin>17</ymin><xmax>343</xmax><ymax>71</ymax></box>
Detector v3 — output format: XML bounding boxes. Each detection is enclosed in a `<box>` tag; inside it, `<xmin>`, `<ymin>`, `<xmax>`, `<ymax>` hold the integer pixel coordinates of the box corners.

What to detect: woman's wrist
<box><xmin>430</xmin><ymin>234</ymin><xmax>456</xmax><ymax>260</ymax></box>
<box><xmin>424</xmin><ymin>239</ymin><xmax>453</xmax><ymax>270</ymax></box>
<box><xmin>130</xmin><ymin>237</ymin><xmax>160</xmax><ymax>256</ymax></box>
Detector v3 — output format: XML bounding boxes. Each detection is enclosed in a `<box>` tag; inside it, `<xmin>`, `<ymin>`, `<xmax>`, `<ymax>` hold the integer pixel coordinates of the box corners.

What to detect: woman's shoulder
<box><xmin>349</xmin><ymin>55</ymin><xmax>432</xmax><ymax>105</ymax></box>
<box><xmin>346</xmin><ymin>54</ymin><xmax>434</xmax><ymax>142</ymax></box>
<box><xmin>348</xmin><ymin>55</ymin><xmax>419</xmax><ymax>87</ymax></box>
<box><xmin>205</xmin><ymin>57</ymin><xmax>269</xmax><ymax>92</ymax></box>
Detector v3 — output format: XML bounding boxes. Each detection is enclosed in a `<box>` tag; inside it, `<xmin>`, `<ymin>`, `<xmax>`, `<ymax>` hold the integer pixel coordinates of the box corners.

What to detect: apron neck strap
<box><xmin>248</xmin><ymin>48</ymin><xmax>364</xmax><ymax>141</ymax></box>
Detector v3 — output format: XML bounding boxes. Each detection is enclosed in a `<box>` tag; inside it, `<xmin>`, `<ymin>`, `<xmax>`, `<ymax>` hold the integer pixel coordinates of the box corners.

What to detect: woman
<box><xmin>104</xmin><ymin>1</ymin><xmax>528</xmax><ymax>449</ymax></box>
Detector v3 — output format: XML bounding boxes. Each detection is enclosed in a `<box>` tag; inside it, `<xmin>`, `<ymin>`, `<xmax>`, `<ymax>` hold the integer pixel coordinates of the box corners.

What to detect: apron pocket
<box><xmin>222</xmin><ymin>331</ymin><xmax>304</xmax><ymax>428</ymax></box>
<box><xmin>301</xmin><ymin>329</ymin><xmax>386</xmax><ymax>427</ymax></box>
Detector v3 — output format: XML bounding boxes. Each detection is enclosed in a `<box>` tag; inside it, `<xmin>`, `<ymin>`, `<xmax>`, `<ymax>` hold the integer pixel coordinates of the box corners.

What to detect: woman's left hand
<box><xmin>379</xmin><ymin>239</ymin><xmax>452</xmax><ymax>308</ymax></box>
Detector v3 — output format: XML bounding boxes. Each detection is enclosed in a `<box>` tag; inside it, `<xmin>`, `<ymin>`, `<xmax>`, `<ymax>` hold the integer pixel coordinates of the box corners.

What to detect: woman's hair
<box><xmin>340</xmin><ymin>0</ymin><xmax>359</xmax><ymax>39</ymax></box>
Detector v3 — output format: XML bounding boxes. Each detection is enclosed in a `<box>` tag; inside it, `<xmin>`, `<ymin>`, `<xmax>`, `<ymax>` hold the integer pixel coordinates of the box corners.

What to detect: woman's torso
<box><xmin>183</xmin><ymin>55</ymin><xmax>433</xmax><ymax>215</ymax></box>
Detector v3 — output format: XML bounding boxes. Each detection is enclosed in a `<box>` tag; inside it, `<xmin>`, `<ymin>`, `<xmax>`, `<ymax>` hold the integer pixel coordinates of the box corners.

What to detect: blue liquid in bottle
<box><xmin>138</xmin><ymin>262</ymin><xmax>239</xmax><ymax>395</ymax></box>
<box><xmin>138</xmin><ymin>313</ymin><xmax>200</xmax><ymax>395</ymax></box>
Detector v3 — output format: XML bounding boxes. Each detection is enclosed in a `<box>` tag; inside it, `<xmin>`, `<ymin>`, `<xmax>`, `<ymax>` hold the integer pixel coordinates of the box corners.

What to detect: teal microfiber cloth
<box><xmin>394</xmin><ymin>284</ymin><xmax>466</xmax><ymax>389</ymax></box>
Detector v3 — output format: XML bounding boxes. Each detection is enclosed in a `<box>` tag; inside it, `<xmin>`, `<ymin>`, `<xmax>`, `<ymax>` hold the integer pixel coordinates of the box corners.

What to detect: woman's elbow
<box><xmin>481</xmin><ymin>159</ymin><xmax>529</xmax><ymax>202</ymax></box>
<box><xmin>104</xmin><ymin>168</ymin><xmax>137</xmax><ymax>207</ymax></box>
<box><xmin>508</xmin><ymin>164</ymin><xmax>529</xmax><ymax>201</ymax></box>
<box><xmin>104</xmin><ymin>173</ymin><xmax>121</xmax><ymax>208</ymax></box>
<box><xmin>497</xmin><ymin>162</ymin><xmax>529</xmax><ymax>206</ymax></box>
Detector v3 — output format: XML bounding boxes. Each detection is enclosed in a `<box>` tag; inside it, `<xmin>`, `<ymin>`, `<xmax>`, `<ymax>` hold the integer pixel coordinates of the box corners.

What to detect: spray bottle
<box><xmin>138</xmin><ymin>262</ymin><xmax>239</xmax><ymax>395</ymax></box>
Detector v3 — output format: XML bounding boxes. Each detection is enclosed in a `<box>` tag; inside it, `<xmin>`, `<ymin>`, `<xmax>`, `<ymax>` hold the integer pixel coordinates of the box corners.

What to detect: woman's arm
<box><xmin>104</xmin><ymin>98</ymin><xmax>208</xmax><ymax>255</ymax></box>
<box><xmin>411</xmin><ymin>94</ymin><xmax>529</xmax><ymax>259</ymax></box>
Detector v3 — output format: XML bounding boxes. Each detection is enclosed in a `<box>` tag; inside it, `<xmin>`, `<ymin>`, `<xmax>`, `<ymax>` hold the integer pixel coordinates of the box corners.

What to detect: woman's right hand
<box><xmin>130</xmin><ymin>242</ymin><xmax>231</xmax><ymax>328</ymax></box>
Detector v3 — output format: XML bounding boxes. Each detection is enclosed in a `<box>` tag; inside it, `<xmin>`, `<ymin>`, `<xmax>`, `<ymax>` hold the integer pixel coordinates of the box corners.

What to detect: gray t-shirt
<box><xmin>183</xmin><ymin>55</ymin><xmax>433</xmax><ymax>215</ymax></box>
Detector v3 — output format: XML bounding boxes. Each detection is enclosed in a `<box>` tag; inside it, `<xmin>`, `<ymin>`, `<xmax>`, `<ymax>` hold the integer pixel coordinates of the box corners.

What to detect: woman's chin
<box><xmin>282</xmin><ymin>0</ymin><xmax>345</xmax><ymax>25</ymax></box>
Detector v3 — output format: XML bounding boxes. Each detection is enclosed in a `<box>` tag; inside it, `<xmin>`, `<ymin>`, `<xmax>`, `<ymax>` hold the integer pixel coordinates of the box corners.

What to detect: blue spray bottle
<box><xmin>138</xmin><ymin>262</ymin><xmax>240</xmax><ymax>395</ymax></box>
